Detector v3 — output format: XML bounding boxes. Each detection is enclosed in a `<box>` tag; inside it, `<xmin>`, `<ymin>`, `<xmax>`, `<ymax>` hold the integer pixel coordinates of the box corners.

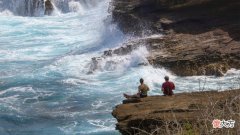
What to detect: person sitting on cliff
<box><xmin>123</xmin><ymin>78</ymin><xmax>150</xmax><ymax>99</ymax></box>
<box><xmin>162</xmin><ymin>76</ymin><xmax>175</xmax><ymax>96</ymax></box>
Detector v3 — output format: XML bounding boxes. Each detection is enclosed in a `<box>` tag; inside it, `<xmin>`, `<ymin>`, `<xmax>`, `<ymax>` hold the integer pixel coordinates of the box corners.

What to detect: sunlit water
<box><xmin>0</xmin><ymin>0</ymin><xmax>240</xmax><ymax>135</ymax></box>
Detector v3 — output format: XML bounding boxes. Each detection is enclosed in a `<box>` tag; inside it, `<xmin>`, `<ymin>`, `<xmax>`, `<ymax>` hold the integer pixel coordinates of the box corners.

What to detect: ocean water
<box><xmin>0</xmin><ymin>0</ymin><xmax>240</xmax><ymax>135</ymax></box>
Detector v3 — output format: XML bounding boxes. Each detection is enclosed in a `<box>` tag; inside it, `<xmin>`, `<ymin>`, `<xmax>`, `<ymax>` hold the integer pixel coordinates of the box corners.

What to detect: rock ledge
<box><xmin>112</xmin><ymin>90</ymin><xmax>240</xmax><ymax>134</ymax></box>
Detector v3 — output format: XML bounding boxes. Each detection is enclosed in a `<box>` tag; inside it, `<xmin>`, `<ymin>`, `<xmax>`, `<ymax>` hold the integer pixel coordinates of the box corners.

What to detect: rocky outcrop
<box><xmin>108</xmin><ymin>0</ymin><xmax>240</xmax><ymax>76</ymax></box>
<box><xmin>101</xmin><ymin>33</ymin><xmax>240</xmax><ymax>76</ymax></box>
<box><xmin>44</xmin><ymin>0</ymin><xmax>54</xmax><ymax>15</ymax></box>
<box><xmin>146</xmin><ymin>30</ymin><xmax>240</xmax><ymax>76</ymax></box>
<box><xmin>111</xmin><ymin>0</ymin><xmax>240</xmax><ymax>36</ymax></box>
<box><xmin>110</xmin><ymin>1</ymin><xmax>240</xmax><ymax>134</ymax></box>
<box><xmin>112</xmin><ymin>90</ymin><xmax>240</xmax><ymax>135</ymax></box>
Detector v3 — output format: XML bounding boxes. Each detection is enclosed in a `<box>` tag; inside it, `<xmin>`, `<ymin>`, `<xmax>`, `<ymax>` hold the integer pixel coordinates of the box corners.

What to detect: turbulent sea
<box><xmin>0</xmin><ymin>0</ymin><xmax>240</xmax><ymax>135</ymax></box>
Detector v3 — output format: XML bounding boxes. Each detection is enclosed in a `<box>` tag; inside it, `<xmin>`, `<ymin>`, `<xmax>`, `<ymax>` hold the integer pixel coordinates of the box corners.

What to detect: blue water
<box><xmin>0</xmin><ymin>0</ymin><xmax>240</xmax><ymax>135</ymax></box>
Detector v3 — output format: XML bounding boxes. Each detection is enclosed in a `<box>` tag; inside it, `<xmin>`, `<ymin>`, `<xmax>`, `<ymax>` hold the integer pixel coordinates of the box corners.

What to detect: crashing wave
<box><xmin>0</xmin><ymin>0</ymin><xmax>100</xmax><ymax>16</ymax></box>
<box><xmin>0</xmin><ymin>0</ymin><xmax>45</xmax><ymax>16</ymax></box>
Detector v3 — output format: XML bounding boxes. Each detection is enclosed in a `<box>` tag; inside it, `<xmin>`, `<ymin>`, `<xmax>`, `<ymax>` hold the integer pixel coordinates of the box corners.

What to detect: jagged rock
<box><xmin>107</xmin><ymin>0</ymin><xmax>240</xmax><ymax>76</ymax></box>
<box><xmin>146</xmin><ymin>29</ymin><xmax>240</xmax><ymax>76</ymax></box>
<box><xmin>112</xmin><ymin>90</ymin><xmax>240</xmax><ymax>135</ymax></box>
<box><xmin>110</xmin><ymin>0</ymin><xmax>240</xmax><ymax>36</ymax></box>
<box><xmin>87</xmin><ymin>57</ymin><xmax>102</xmax><ymax>74</ymax></box>
<box><xmin>110</xmin><ymin>0</ymin><xmax>240</xmax><ymax>134</ymax></box>
<box><xmin>44</xmin><ymin>0</ymin><xmax>53</xmax><ymax>15</ymax></box>
<box><xmin>100</xmin><ymin>31</ymin><xmax>240</xmax><ymax>76</ymax></box>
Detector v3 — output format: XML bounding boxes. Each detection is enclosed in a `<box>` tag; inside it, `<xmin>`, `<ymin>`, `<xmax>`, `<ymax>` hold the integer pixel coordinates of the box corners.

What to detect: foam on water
<box><xmin>68</xmin><ymin>1</ymin><xmax>85</xmax><ymax>14</ymax></box>
<box><xmin>0</xmin><ymin>9</ymin><xmax>13</xmax><ymax>16</ymax></box>
<box><xmin>0</xmin><ymin>0</ymin><xmax>240</xmax><ymax>135</ymax></box>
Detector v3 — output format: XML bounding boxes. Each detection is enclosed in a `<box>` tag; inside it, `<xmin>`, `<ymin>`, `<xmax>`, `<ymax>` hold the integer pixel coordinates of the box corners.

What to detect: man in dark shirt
<box><xmin>162</xmin><ymin>76</ymin><xmax>175</xmax><ymax>96</ymax></box>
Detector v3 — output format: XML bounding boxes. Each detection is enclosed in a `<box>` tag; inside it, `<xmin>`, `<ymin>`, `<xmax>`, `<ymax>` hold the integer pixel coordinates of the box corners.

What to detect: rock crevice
<box><xmin>112</xmin><ymin>90</ymin><xmax>240</xmax><ymax>134</ymax></box>
<box><xmin>108</xmin><ymin>0</ymin><xmax>240</xmax><ymax>76</ymax></box>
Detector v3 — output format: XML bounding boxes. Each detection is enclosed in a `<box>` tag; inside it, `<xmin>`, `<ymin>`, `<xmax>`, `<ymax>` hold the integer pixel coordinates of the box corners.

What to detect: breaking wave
<box><xmin>0</xmin><ymin>0</ymin><xmax>239</xmax><ymax>135</ymax></box>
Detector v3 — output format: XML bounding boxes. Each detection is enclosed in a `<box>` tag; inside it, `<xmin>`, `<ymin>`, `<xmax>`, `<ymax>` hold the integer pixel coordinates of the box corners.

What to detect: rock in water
<box><xmin>44</xmin><ymin>0</ymin><xmax>53</xmax><ymax>15</ymax></box>
<box><xmin>0</xmin><ymin>0</ymin><xmax>46</xmax><ymax>16</ymax></box>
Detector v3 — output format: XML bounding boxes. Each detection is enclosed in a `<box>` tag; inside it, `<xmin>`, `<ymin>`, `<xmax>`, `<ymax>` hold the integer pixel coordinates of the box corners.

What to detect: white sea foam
<box><xmin>91</xmin><ymin>46</ymin><xmax>150</xmax><ymax>73</ymax></box>
<box><xmin>59</xmin><ymin>120</ymin><xmax>115</xmax><ymax>134</ymax></box>
<box><xmin>91</xmin><ymin>100</ymin><xmax>108</xmax><ymax>109</ymax></box>
<box><xmin>0</xmin><ymin>10</ymin><xmax>13</xmax><ymax>16</ymax></box>
<box><xmin>225</xmin><ymin>68</ymin><xmax>240</xmax><ymax>76</ymax></box>
<box><xmin>0</xmin><ymin>86</ymin><xmax>36</xmax><ymax>95</ymax></box>
<box><xmin>0</xmin><ymin>0</ymin><xmax>98</xmax><ymax>16</ymax></box>
<box><xmin>50</xmin><ymin>1</ymin><xmax>62</xmax><ymax>16</ymax></box>
<box><xmin>58</xmin><ymin>121</ymin><xmax>78</xmax><ymax>134</ymax></box>
<box><xmin>68</xmin><ymin>1</ymin><xmax>85</xmax><ymax>14</ymax></box>
<box><xmin>0</xmin><ymin>0</ymin><xmax>240</xmax><ymax>134</ymax></box>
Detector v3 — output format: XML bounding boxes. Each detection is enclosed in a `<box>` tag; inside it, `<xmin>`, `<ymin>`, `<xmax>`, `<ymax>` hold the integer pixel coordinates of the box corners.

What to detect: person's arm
<box><xmin>172</xmin><ymin>82</ymin><xmax>175</xmax><ymax>90</ymax></box>
<box><xmin>138</xmin><ymin>86</ymin><xmax>141</xmax><ymax>93</ymax></box>
<box><xmin>161</xmin><ymin>83</ymin><xmax>164</xmax><ymax>91</ymax></box>
<box><xmin>146</xmin><ymin>85</ymin><xmax>150</xmax><ymax>91</ymax></box>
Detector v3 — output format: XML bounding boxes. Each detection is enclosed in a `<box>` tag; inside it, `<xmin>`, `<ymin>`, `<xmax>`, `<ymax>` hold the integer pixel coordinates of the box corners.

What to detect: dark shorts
<box><xmin>140</xmin><ymin>94</ymin><xmax>147</xmax><ymax>98</ymax></box>
<box><xmin>163</xmin><ymin>90</ymin><xmax>173</xmax><ymax>96</ymax></box>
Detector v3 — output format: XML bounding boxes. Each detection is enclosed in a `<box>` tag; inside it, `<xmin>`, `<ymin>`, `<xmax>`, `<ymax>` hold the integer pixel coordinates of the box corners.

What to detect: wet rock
<box><xmin>146</xmin><ymin>29</ymin><xmax>240</xmax><ymax>76</ymax></box>
<box><xmin>110</xmin><ymin>0</ymin><xmax>240</xmax><ymax>134</ymax></box>
<box><xmin>103</xmin><ymin>50</ymin><xmax>113</xmax><ymax>56</ymax></box>
<box><xmin>100</xmin><ymin>31</ymin><xmax>240</xmax><ymax>76</ymax></box>
<box><xmin>44</xmin><ymin>0</ymin><xmax>53</xmax><ymax>15</ymax></box>
<box><xmin>87</xmin><ymin>57</ymin><xmax>102</xmax><ymax>74</ymax></box>
<box><xmin>109</xmin><ymin>0</ymin><xmax>240</xmax><ymax>76</ymax></box>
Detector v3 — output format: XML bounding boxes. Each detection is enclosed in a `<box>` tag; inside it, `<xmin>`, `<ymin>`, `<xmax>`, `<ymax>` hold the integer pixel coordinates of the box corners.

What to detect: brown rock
<box><xmin>45</xmin><ymin>0</ymin><xmax>53</xmax><ymax>15</ymax></box>
<box><xmin>112</xmin><ymin>90</ymin><xmax>240</xmax><ymax>135</ymax></box>
<box><xmin>108</xmin><ymin>0</ymin><xmax>240</xmax><ymax>76</ymax></box>
<box><xmin>100</xmin><ymin>31</ymin><xmax>240</xmax><ymax>76</ymax></box>
<box><xmin>146</xmin><ymin>29</ymin><xmax>240</xmax><ymax>76</ymax></box>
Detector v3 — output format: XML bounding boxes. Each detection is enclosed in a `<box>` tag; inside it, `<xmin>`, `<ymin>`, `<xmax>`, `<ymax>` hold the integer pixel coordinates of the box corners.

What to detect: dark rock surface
<box><xmin>108</xmin><ymin>0</ymin><xmax>240</xmax><ymax>76</ymax></box>
<box><xmin>110</xmin><ymin>1</ymin><xmax>240</xmax><ymax>134</ymax></box>
<box><xmin>44</xmin><ymin>0</ymin><xmax>54</xmax><ymax>15</ymax></box>
<box><xmin>111</xmin><ymin>0</ymin><xmax>240</xmax><ymax>36</ymax></box>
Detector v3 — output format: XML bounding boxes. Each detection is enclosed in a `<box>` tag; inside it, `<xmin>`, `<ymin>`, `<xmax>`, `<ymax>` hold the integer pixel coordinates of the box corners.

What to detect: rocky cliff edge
<box><xmin>107</xmin><ymin>0</ymin><xmax>240</xmax><ymax>76</ymax></box>
<box><xmin>112</xmin><ymin>90</ymin><xmax>240</xmax><ymax>134</ymax></box>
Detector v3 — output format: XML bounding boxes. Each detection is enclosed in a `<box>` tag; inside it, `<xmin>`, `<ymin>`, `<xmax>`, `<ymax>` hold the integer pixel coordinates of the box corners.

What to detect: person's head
<box><xmin>140</xmin><ymin>78</ymin><xmax>144</xmax><ymax>84</ymax></box>
<box><xmin>164</xmin><ymin>76</ymin><xmax>169</xmax><ymax>81</ymax></box>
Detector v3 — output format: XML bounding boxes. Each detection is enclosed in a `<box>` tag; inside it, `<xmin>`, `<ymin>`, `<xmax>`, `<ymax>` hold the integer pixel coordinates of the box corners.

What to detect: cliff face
<box><xmin>44</xmin><ymin>0</ymin><xmax>54</xmax><ymax>15</ymax></box>
<box><xmin>109</xmin><ymin>0</ymin><xmax>240</xmax><ymax>76</ymax></box>
<box><xmin>112</xmin><ymin>90</ymin><xmax>240</xmax><ymax>134</ymax></box>
<box><xmin>110</xmin><ymin>1</ymin><xmax>240</xmax><ymax>133</ymax></box>
<box><xmin>111</xmin><ymin>0</ymin><xmax>240</xmax><ymax>35</ymax></box>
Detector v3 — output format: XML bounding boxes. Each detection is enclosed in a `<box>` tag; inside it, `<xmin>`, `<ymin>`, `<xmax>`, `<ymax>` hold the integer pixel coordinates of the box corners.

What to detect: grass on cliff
<box><xmin>125</xmin><ymin>76</ymin><xmax>240</xmax><ymax>135</ymax></box>
<box><xmin>131</xmin><ymin>90</ymin><xmax>240</xmax><ymax>135</ymax></box>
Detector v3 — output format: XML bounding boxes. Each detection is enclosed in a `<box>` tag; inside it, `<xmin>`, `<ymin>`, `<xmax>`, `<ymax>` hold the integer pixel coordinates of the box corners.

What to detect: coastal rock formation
<box><xmin>108</xmin><ymin>0</ymin><xmax>240</xmax><ymax>76</ymax></box>
<box><xmin>44</xmin><ymin>0</ymin><xmax>54</xmax><ymax>15</ymax></box>
<box><xmin>111</xmin><ymin>0</ymin><xmax>240</xmax><ymax>35</ymax></box>
<box><xmin>102</xmin><ymin>33</ymin><xmax>240</xmax><ymax>76</ymax></box>
<box><xmin>146</xmin><ymin>30</ymin><xmax>240</xmax><ymax>76</ymax></box>
<box><xmin>112</xmin><ymin>90</ymin><xmax>240</xmax><ymax>134</ymax></box>
<box><xmin>109</xmin><ymin>1</ymin><xmax>240</xmax><ymax>134</ymax></box>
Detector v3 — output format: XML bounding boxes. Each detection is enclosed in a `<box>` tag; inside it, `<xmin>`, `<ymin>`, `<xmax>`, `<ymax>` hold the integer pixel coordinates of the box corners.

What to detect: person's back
<box><xmin>162</xmin><ymin>76</ymin><xmax>175</xmax><ymax>96</ymax></box>
<box><xmin>123</xmin><ymin>78</ymin><xmax>150</xmax><ymax>99</ymax></box>
<box><xmin>138</xmin><ymin>83</ymin><xmax>149</xmax><ymax>97</ymax></box>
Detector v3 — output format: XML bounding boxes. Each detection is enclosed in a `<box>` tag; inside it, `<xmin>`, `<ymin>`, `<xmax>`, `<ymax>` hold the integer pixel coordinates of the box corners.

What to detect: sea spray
<box><xmin>0</xmin><ymin>0</ymin><xmax>240</xmax><ymax>135</ymax></box>
<box><xmin>0</xmin><ymin>0</ymin><xmax>99</xmax><ymax>16</ymax></box>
